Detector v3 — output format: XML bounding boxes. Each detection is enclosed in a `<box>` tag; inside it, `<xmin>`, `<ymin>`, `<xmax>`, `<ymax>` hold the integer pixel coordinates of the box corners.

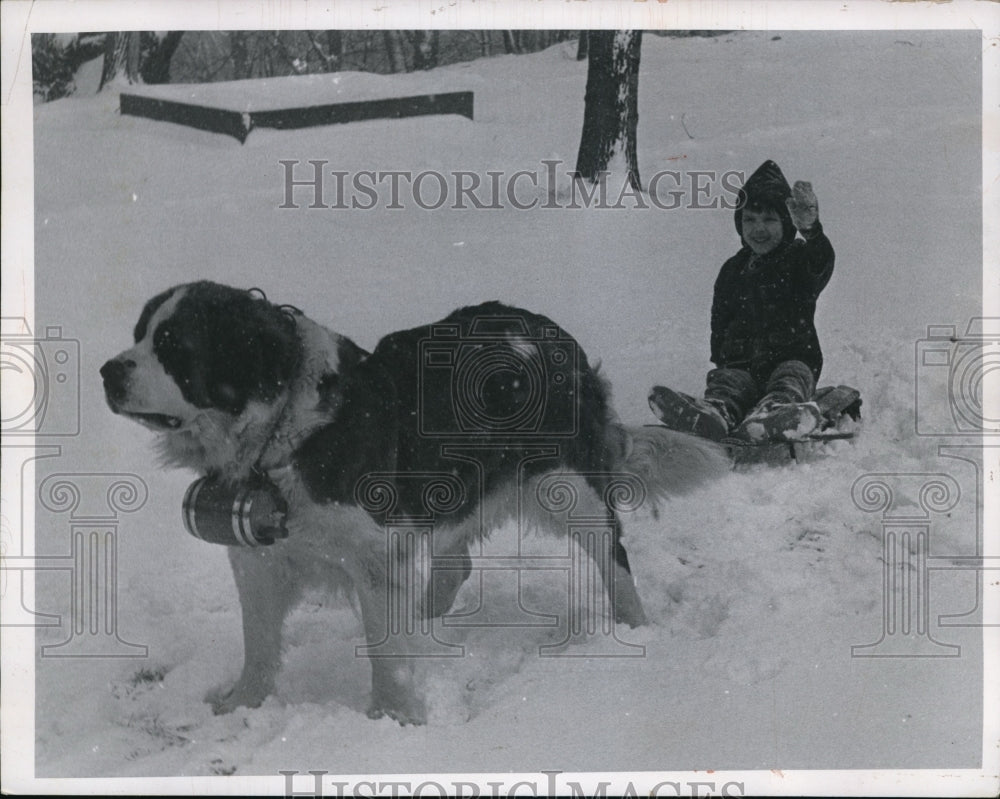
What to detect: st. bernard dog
<box><xmin>101</xmin><ymin>281</ymin><xmax>725</xmax><ymax>724</ymax></box>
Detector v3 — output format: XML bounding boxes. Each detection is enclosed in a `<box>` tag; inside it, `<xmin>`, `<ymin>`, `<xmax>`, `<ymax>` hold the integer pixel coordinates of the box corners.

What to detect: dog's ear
<box><xmin>314</xmin><ymin>336</ymin><xmax>367</xmax><ymax>412</ymax></box>
<box><xmin>134</xmin><ymin>287</ymin><xmax>178</xmax><ymax>342</ymax></box>
<box><xmin>155</xmin><ymin>284</ymin><xmax>303</xmax><ymax>415</ymax></box>
<box><xmin>204</xmin><ymin>291</ymin><xmax>302</xmax><ymax>413</ymax></box>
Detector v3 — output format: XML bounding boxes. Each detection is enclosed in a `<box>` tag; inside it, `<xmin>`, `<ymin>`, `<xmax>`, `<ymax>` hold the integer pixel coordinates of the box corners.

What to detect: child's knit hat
<box><xmin>734</xmin><ymin>160</ymin><xmax>797</xmax><ymax>244</ymax></box>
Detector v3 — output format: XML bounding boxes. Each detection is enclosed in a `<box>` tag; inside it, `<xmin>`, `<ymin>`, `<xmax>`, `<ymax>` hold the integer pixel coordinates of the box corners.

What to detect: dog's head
<box><xmin>101</xmin><ymin>281</ymin><xmax>303</xmax><ymax>434</ymax></box>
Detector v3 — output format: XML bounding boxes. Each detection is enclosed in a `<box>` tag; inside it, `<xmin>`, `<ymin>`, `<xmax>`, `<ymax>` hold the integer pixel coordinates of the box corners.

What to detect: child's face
<box><xmin>741</xmin><ymin>207</ymin><xmax>784</xmax><ymax>255</ymax></box>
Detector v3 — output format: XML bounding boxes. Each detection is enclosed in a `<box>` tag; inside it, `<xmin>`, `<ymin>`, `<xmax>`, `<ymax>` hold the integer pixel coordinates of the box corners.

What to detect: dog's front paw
<box><xmin>205</xmin><ymin>679</ymin><xmax>271</xmax><ymax>715</ymax></box>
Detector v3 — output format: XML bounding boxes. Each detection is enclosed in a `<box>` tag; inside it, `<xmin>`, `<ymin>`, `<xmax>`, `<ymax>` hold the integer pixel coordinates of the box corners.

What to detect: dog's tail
<box><xmin>617</xmin><ymin>424</ymin><xmax>730</xmax><ymax>505</ymax></box>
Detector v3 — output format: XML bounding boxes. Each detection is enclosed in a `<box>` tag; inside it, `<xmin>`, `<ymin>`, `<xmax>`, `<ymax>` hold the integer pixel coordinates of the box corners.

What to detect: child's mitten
<box><xmin>786</xmin><ymin>180</ymin><xmax>819</xmax><ymax>231</ymax></box>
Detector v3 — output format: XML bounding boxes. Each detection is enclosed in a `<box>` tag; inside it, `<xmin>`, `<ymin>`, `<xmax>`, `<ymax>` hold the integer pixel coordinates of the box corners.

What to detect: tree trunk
<box><xmin>409</xmin><ymin>30</ymin><xmax>439</xmax><ymax>71</ymax></box>
<box><xmin>324</xmin><ymin>30</ymin><xmax>344</xmax><ymax>72</ymax></box>
<box><xmin>574</xmin><ymin>30</ymin><xmax>642</xmax><ymax>190</ymax></box>
<box><xmin>576</xmin><ymin>31</ymin><xmax>590</xmax><ymax>61</ymax></box>
<box><xmin>126</xmin><ymin>32</ymin><xmax>141</xmax><ymax>81</ymax></box>
<box><xmin>99</xmin><ymin>32</ymin><xmax>141</xmax><ymax>90</ymax></box>
<box><xmin>362</xmin><ymin>33</ymin><xmax>371</xmax><ymax>70</ymax></box>
<box><xmin>502</xmin><ymin>31</ymin><xmax>520</xmax><ymax>55</ymax></box>
<box><xmin>230</xmin><ymin>31</ymin><xmax>250</xmax><ymax>79</ymax></box>
<box><xmin>428</xmin><ymin>31</ymin><xmax>440</xmax><ymax>68</ymax></box>
<box><xmin>383</xmin><ymin>30</ymin><xmax>407</xmax><ymax>73</ymax></box>
<box><xmin>139</xmin><ymin>31</ymin><xmax>184</xmax><ymax>84</ymax></box>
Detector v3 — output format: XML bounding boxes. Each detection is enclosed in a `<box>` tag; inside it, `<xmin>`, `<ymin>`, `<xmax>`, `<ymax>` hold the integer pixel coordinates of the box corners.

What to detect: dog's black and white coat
<box><xmin>102</xmin><ymin>281</ymin><xmax>725</xmax><ymax>724</ymax></box>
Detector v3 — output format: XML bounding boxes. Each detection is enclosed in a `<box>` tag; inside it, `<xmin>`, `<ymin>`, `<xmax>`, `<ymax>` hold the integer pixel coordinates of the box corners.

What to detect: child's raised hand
<box><xmin>786</xmin><ymin>180</ymin><xmax>819</xmax><ymax>231</ymax></box>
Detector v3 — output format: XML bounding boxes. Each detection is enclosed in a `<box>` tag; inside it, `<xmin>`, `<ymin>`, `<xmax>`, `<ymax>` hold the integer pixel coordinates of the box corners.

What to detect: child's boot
<box><xmin>730</xmin><ymin>397</ymin><xmax>822</xmax><ymax>442</ymax></box>
<box><xmin>649</xmin><ymin>385</ymin><xmax>733</xmax><ymax>441</ymax></box>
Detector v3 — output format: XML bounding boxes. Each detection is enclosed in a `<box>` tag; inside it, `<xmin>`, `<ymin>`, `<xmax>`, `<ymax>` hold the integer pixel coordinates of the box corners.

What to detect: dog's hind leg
<box><xmin>533</xmin><ymin>472</ymin><xmax>648</xmax><ymax>629</ymax></box>
<box><xmin>208</xmin><ymin>548</ymin><xmax>297</xmax><ymax>714</ymax></box>
<box><xmin>592</xmin><ymin>513</ymin><xmax>647</xmax><ymax>628</ymax></box>
<box><xmin>579</xmin><ymin>475</ymin><xmax>647</xmax><ymax>628</ymax></box>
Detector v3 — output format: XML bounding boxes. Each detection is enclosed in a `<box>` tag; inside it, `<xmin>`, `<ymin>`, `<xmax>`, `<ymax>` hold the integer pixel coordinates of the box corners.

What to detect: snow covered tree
<box><xmin>33</xmin><ymin>32</ymin><xmax>183</xmax><ymax>100</ymax></box>
<box><xmin>99</xmin><ymin>32</ymin><xmax>140</xmax><ymax>89</ymax></box>
<box><xmin>314</xmin><ymin>30</ymin><xmax>344</xmax><ymax>72</ymax></box>
<box><xmin>31</xmin><ymin>33</ymin><xmax>105</xmax><ymax>101</ymax></box>
<box><xmin>574</xmin><ymin>30</ymin><xmax>643</xmax><ymax>190</ymax></box>
<box><xmin>98</xmin><ymin>32</ymin><xmax>184</xmax><ymax>91</ymax></box>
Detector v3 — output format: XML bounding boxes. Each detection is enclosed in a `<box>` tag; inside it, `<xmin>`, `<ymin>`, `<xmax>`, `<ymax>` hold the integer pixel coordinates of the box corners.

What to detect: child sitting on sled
<box><xmin>650</xmin><ymin>159</ymin><xmax>835</xmax><ymax>442</ymax></box>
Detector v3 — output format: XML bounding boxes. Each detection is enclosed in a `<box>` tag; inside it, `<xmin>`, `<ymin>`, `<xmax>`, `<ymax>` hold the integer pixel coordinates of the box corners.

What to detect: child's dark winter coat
<box><xmin>710</xmin><ymin>162</ymin><xmax>835</xmax><ymax>384</ymax></box>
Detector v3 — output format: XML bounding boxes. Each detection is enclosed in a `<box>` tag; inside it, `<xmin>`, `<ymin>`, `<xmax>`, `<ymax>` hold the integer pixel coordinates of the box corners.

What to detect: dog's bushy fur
<box><xmin>101</xmin><ymin>282</ymin><xmax>727</xmax><ymax>724</ymax></box>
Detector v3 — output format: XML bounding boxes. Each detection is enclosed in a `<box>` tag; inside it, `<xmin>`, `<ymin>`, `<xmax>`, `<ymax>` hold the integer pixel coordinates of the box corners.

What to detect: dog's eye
<box><xmin>155</xmin><ymin>326</ymin><xmax>190</xmax><ymax>354</ymax></box>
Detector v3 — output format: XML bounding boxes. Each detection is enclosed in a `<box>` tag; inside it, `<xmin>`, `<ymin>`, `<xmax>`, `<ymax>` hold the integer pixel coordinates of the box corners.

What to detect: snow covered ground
<box><xmin>5</xmin><ymin>25</ymin><xmax>997</xmax><ymax>794</ymax></box>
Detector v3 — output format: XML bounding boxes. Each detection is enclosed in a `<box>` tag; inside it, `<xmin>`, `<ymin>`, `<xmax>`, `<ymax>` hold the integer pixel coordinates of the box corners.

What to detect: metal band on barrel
<box><xmin>183</xmin><ymin>477</ymin><xmax>206</xmax><ymax>540</ymax></box>
<box><xmin>231</xmin><ymin>492</ymin><xmax>260</xmax><ymax>547</ymax></box>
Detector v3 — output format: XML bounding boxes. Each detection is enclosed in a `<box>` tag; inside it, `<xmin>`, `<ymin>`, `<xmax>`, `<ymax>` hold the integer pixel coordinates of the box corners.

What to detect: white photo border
<box><xmin>2</xmin><ymin>1</ymin><xmax>997</xmax><ymax>795</ymax></box>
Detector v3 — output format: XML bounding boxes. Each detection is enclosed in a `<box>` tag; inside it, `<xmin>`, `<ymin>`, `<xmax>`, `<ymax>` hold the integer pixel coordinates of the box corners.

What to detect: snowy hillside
<box><xmin>14</xmin><ymin>28</ymin><xmax>995</xmax><ymax>793</ymax></box>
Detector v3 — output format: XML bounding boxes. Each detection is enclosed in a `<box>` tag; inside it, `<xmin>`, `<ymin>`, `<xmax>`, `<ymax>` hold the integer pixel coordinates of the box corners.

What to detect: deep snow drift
<box><xmin>18</xmin><ymin>29</ymin><xmax>992</xmax><ymax>786</ymax></box>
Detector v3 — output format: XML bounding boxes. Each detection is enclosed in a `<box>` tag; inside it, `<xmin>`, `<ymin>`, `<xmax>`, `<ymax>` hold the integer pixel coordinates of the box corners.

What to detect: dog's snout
<box><xmin>100</xmin><ymin>357</ymin><xmax>133</xmax><ymax>381</ymax></box>
<box><xmin>100</xmin><ymin>357</ymin><xmax>134</xmax><ymax>400</ymax></box>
